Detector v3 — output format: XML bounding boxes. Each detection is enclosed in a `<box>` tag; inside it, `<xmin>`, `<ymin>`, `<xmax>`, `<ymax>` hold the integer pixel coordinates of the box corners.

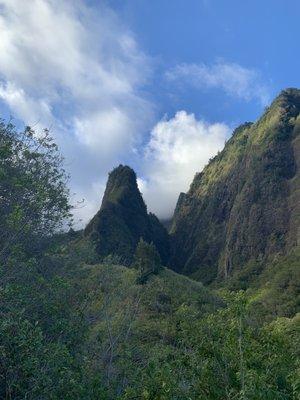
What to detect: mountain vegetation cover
<box><xmin>0</xmin><ymin>90</ymin><xmax>299</xmax><ymax>399</ymax></box>
<box><xmin>170</xmin><ymin>89</ymin><xmax>300</xmax><ymax>284</ymax></box>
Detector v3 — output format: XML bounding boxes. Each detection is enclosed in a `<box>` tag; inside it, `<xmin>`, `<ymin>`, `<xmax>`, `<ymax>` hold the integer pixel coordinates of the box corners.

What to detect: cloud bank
<box><xmin>139</xmin><ymin>111</ymin><xmax>230</xmax><ymax>219</ymax></box>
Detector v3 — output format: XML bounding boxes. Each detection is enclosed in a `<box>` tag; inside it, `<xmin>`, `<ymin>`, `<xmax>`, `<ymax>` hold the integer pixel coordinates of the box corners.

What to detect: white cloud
<box><xmin>166</xmin><ymin>61</ymin><xmax>270</xmax><ymax>106</ymax></box>
<box><xmin>0</xmin><ymin>2</ymin><xmax>246</xmax><ymax>225</ymax></box>
<box><xmin>0</xmin><ymin>0</ymin><xmax>154</xmax><ymax>225</ymax></box>
<box><xmin>0</xmin><ymin>81</ymin><xmax>53</xmax><ymax>126</ymax></box>
<box><xmin>140</xmin><ymin>111</ymin><xmax>230</xmax><ymax>219</ymax></box>
<box><xmin>74</xmin><ymin>108</ymin><xmax>132</xmax><ymax>154</ymax></box>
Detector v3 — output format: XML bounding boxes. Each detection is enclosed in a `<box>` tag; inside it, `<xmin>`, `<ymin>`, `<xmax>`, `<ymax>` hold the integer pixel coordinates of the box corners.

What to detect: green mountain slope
<box><xmin>170</xmin><ymin>89</ymin><xmax>300</xmax><ymax>284</ymax></box>
<box><xmin>1</xmin><ymin>107</ymin><xmax>299</xmax><ymax>399</ymax></box>
<box><xmin>237</xmin><ymin>247</ymin><xmax>300</xmax><ymax>317</ymax></box>
<box><xmin>84</xmin><ymin>165</ymin><xmax>170</xmax><ymax>264</ymax></box>
<box><xmin>56</xmin><ymin>243</ymin><xmax>299</xmax><ymax>399</ymax></box>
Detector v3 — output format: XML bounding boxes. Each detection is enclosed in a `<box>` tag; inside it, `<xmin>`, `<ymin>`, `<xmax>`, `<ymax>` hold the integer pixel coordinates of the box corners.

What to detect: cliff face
<box><xmin>170</xmin><ymin>89</ymin><xmax>300</xmax><ymax>283</ymax></box>
<box><xmin>84</xmin><ymin>165</ymin><xmax>170</xmax><ymax>264</ymax></box>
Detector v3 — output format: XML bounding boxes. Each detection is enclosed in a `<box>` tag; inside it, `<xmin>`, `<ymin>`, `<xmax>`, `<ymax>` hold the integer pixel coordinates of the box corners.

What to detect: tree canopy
<box><xmin>0</xmin><ymin>120</ymin><xmax>71</xmax><ymax>261</ymax></box>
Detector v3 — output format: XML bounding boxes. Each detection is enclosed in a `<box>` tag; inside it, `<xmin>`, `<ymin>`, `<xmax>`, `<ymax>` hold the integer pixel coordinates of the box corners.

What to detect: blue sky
<box><xmin>0</xmin><ymin>0</ymin><xmax>299</xmax><ymax>225</ymax></box>
<box><xmin>112</xmin><ymin>0</ymin><xmax>299</xmax><ymax>121</ymax></box>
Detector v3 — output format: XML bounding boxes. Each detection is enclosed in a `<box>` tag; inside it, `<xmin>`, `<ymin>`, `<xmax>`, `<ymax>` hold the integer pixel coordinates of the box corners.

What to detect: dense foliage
<box><xmin>0</xmin><ymin>122</ymin><xmax>83</xmax><ymax>399</ymax></box>
<box><xmin>133</xmin><ymin>238</ymin><xmax>162</xmax><ymax>283</ymax></box>
<box><xmin>0</xmin><ymin>120</ymin><xmax>71</xmax><ymax>261</ymax></box>
<box><xmin>0</xmin><ymin>257</ymin><xmax>87</xmax><ymax>399</ymax></box>
<box><xmin>122</xmin><ymin>291</ymin><xmax>299</xmax><ymax>400</ymax></box>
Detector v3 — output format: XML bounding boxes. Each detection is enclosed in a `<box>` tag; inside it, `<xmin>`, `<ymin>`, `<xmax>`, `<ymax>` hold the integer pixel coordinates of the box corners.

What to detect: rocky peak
<box><xmin>84</xmin><ymin>165</ymin><xmax>170</xmax><ymax>265</ymax></box>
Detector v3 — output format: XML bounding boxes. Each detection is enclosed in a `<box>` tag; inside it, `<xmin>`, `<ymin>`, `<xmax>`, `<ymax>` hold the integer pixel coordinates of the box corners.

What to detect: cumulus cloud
<box><xmin>0</xmin><ymin>2</ymin><xmax>249</xmax><ymax>225</ymax></box>
<box><xmin>0</xmin><ymin>0</ymin><xmax>153</xmax><ymax>224</ymax></box>
<box><xmin>166</xmin><ymin>61</ymin><xmax>270</xmax><ymax>106</ymax></box>
<box><xmin>140</xmin><ymin>111</ymin><xmax>230</xmax><ymax>219</ymax></box>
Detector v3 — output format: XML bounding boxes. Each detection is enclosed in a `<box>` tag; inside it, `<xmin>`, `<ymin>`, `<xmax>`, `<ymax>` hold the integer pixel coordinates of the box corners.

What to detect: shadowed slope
<box><xmin>170</xmin><ymin>89</ymin><xmax>300</xmax><ymax>283</ymax></box>
<box><xmin>85</xmin><ymin>165</ymin><xmax>170</xmax><ymax>264</ymax></box>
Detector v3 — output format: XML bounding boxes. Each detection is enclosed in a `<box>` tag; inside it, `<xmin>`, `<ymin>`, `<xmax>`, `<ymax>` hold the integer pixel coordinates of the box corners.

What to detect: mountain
<box><xmin>2</xmin><ymin>92</ymin><xmax>299</xmax><ymax>400</ymax></box>
<box><xmin>84</xmin><ymin>165</ymin><xmax>170</xmax><ymax>264</ymax></box>
<box><xmin>170</xmin><ymin>89</ymin><xmax>300</xmax><ymax>284</ymax></box>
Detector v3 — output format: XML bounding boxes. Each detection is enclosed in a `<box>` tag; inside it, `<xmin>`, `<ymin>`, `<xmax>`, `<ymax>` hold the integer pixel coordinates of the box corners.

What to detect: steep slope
<box><xmin>170</xmin><ymin>89</ymin><xmax>300</xmax><ymax>283</ymax></box>
<box><xmin>84</xmin><ymin>165</ymin><xmax>170</xmax><ymax>264</ymax></box>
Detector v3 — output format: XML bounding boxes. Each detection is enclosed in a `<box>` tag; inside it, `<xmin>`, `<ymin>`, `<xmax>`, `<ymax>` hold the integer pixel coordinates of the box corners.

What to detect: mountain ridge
<box><xmin>169</xmin><ymin>88</ymin><xmax>300</xmax><ymax>283</ymax></box>
<box><xmin>83</xmin><ymin>89</ymin><xmax>300</xmax><ymax>288</ymax></box>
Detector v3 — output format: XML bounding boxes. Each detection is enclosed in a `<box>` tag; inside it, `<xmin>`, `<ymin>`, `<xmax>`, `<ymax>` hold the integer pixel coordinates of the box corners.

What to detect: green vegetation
<box><xmin>0</xmin><ymin>120</ymin><xmax>71</xmax><ymax>262</ymax></box>
<box><xmin>247</xmin><ymin>248</ymin><xmax>300</xmax><ymax>318</ymax></box>
<box><xmin>0</xmin><ymin>121</ymin><xmax>85</xmax><ymax>399</ymax></box>
<box><xmin>0</xmin><ymin>89</ymin><xmax>299</xmax><ymax>399</ymax></box>
<box><xmin>132</xmin><ymin>238</ymin><xmax>163</xmax><ymax>283</ymax></box>
<box><xmin>170</xmin><ymin>89</ymin><xmax>300</xmax><ymax>283</ymax></box>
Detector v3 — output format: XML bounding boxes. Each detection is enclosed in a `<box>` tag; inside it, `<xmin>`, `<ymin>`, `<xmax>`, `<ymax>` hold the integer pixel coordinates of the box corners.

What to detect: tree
<box><xmin>0</xmin><ymin>120</ymin><xmax>84</xmax><ymax>399</ymax></box>
<box><xmin>133</xmin><ymin>239</ymin><xmax>162</xmax><ymax>284</ymax></box>
<box><xmin>0</xmin><ymin>120</ymin><xmax>71</xmax><ymax>262</ymax></box>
